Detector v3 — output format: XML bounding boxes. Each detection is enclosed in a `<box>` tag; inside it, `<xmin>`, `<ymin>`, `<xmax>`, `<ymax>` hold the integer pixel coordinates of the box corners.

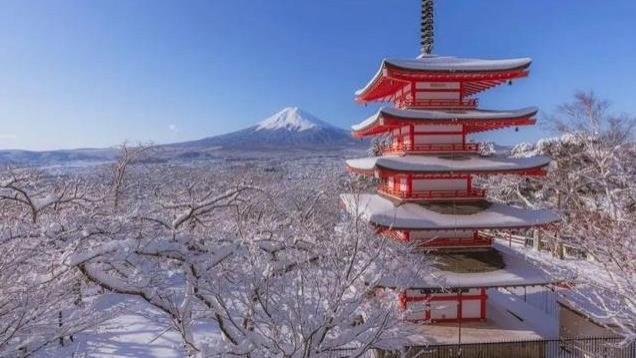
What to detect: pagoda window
<box><xmin>410</xmin><ymin>229</ymin><xmax>474</xmax><ymax>241</ymax></box>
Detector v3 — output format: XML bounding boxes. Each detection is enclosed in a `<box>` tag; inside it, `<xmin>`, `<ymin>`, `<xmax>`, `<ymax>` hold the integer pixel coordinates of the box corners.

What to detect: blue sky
<box><xmin>0</xmin><ymin>0</ymin><xmax>634</xmax><ymax>150</ymax></box>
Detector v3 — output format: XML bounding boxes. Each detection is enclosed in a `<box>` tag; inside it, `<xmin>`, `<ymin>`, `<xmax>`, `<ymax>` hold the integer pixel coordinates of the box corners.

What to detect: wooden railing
<box><xmin>382</xmin><ymin>142</ymin><xmax>480</xmax><ymax>154</ymax></box>
<box><xmin>395</xmin><ymin>98</ymin><xmax>478</xmax><ymax>109</ymax></box>
<box><xmin>379</xmin><ymin>186</ymin><xmax>486</xmax><ymax>200</ymax></box>
<box><xmin>372</xmin><ymin>337</ymin><xmax>634</xmax><ymax>358</ymax></box>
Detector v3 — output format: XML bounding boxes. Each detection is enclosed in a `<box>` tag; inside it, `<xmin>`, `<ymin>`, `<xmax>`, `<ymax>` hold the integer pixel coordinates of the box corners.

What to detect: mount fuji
<box><xmin>0</xmin><ymin>107</ymin><xmax>366</xmax><ymax>164</ymax></box>
<box><xmin>171</xmin><ymin>107</ymin><xmax>365</xmax><ymax>150</ymax></box>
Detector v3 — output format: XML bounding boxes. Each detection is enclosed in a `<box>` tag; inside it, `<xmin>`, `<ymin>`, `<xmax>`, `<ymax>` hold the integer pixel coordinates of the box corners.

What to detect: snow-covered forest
<box><xmin>1</xmin><ymin>93</ymin><xmax>634</xmax><ymax>356</ymax></box>
<box><xmin>0</xmin><ymin>148</ymin><xmax>430</xmax><ymax>357</ymax></box>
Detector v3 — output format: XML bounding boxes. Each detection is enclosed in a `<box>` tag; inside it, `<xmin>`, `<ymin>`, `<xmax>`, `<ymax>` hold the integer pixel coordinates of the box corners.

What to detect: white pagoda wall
<box><xmin>409</xmin><ymin>229</ymin><xmax>474</xmax><ymax>240</ymax></box>
<box><xmin>415</xmin><ymin>82</ymin><xmax>460</xmax><ymax>90</ymax></box>
<box><xmin>414</xmin><ymin>134</ymin><xmax>463</xmax><ymax>144</ymax></box>
<box><xmin>415</xmin><ymin>91</ymin><xmax>461</xmax><ymax>100</ymax></box>
<box><xmin>412</xmin><ymin>178</ymin><xmax>467</xmax><ymax>191</ymax></box>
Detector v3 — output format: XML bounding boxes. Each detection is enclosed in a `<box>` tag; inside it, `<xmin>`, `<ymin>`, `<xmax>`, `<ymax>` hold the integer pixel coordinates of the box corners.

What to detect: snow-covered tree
<box><xmin>51</xmin><ymin>151</ymin><xmax>428</xmax><ymax>357</ymax></box>
<box><xmin>0</xmin><ymin>168</ymin><xmax>106</xmax><ymax>356</ymax></box>
<box><xmin>485</xmin><ymin>92</ymin><xmax>636</xmax><ymax>342</ymax></box>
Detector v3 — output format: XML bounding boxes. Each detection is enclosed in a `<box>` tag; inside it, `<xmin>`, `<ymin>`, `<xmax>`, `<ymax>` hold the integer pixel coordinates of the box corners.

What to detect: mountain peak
<box><xmin>255</xmin><ymin>107</ymin><xmax>335</xmax><ymax>132</ymax></box>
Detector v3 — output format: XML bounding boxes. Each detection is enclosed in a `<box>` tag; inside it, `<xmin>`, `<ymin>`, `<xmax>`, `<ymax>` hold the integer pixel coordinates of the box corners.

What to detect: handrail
<box><xmin>395</xmin><ymin>98</ymin><xmax>478</xmax><ymax>109</ymax></box>
<box><xmin>379</xmin><ymin>186</ymin><xmax>486</xmax><ymax>200</ymax></box>
<box><xmin>382</xmin><ymin>142</ymin><xmax>480</xmax><ymax>154</ymax></box>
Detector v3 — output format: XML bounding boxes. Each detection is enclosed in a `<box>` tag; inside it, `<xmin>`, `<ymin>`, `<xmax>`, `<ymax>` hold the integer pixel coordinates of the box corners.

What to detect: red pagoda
<box><xmin>342</xmin><ymin>0</ymin><xmax>559</xmax><ymax>328</ymax></box>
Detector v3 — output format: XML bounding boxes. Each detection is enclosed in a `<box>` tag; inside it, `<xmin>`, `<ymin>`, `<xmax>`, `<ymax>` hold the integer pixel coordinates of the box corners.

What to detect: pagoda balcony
<box><xmin>378</xmin><ymin>185</ymin><xmax>486</xmax><ymax>201</ymax></box>
<box><xmin>416</xmin><ymin>235</ymin><xmax>494</xmax><ymax>249</ymax></box>
<box><xmin>382</xmin><ymin>142</ymin><xmax>481</xmax><ymax>155</ymax></box>
<box><xmin>395</xmin><ymin>98</ymin><xmax>478</xmax><ymax>110</ymax></box>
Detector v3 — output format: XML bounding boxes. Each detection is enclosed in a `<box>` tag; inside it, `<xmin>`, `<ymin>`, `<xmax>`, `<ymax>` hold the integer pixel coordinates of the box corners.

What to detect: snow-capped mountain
<box><xmin>171</xmin><ymin>107</ymin><xmax>364</xmax><ymax>150</ymax></box>
<box><xmin>255</xmin><ymin>107</ymin><xmax>334</xmax><ymax>132</ymax></box>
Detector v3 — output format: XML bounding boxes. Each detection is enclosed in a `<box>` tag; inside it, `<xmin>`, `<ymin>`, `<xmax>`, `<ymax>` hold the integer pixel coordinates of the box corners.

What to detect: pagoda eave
<box><xmin>352</xmin><ymin>107</ymin><xmax>538</xmax><ymax>138</ymax></box>
<box><xmin>347</xmin><ymin>165</ymin><xmax>547</xmax><ymax>178</ymax></box>
<box><xmin>376</xmin><ymin>244</ymin><xmax>559</xmax><ymax>290</ymax></box>
<box><xmin>340</xmin><ymin>193</ymin><xmax>560</xmax><ymax>231</ymax></box>
<box><xmin>346</xmin><ymin>155</ymin><xmax>550</xmax><ymax>177</ymax></box>
<box><xmin>355</xmin><ymin>57</ymin><xmax>532</xmax><ymax>103</ymax></box>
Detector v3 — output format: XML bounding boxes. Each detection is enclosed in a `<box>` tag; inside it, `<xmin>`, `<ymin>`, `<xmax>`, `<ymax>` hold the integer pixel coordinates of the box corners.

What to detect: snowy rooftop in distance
<box><xmin>355</xmin><ymin>55</ymin><xmax>532</xmax><ymax>96</ymax></box>
<box><xmin>340</xmin><ymin>193</ymin><xmax>559</xmax><ymax>230</ymax></box>
<box><xmin>352</xmin><ymin>107</ymin><xmax>538</xmax><ymax>132</ymax></box>
<box><xmin>346</xmin><ymin>153</ymin><xmax>551</xmax><ymax>174</ymax></box>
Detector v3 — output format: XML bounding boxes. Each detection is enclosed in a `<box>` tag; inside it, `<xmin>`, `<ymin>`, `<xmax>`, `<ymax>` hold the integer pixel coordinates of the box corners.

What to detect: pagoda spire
<box><xmin>420</xmin><ymin>0</ymin><xmax>434</xmax><ymax>55</ymax></box>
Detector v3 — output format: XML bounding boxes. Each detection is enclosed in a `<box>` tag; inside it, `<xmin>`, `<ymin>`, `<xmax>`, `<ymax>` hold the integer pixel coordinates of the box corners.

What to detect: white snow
<box><xmin>255</xmin><ymin>107</ymin><xmax>335</xmax><ymax>132</ymax></box>
<box><xmin>352</xmin><ymin>107</ymin><xmax>538</xmax><ymax>132</ymax></box>
<box><xmin>340</xmin><ymin>193</ymin><xmax>559</xmax><ymax>230</ymax></box>
<box><xmin>38</xmin><ymin>294</ymin><xmax>223</xmax><ymax>358</ymax></box>
<box><xmin>489</xmin><ymin>288</ymin><xmax>560</xmax><ymax>338</ymax></box>
<box><xmin>346</xmin><ymin>153</ymin><xmax>551</xmax><ymax>173</ymax></box>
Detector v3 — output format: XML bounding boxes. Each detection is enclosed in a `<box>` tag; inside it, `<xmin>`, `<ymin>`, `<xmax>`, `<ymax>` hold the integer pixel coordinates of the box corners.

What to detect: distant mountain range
<box><xmin>0</xmin><ymin>107</ymin><xmax>366</xmax><ymax>164</ymax></box>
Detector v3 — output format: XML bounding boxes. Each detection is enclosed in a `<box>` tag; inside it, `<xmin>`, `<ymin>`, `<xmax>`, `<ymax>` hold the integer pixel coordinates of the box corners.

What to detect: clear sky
<box><xmin>1</xmin><ymin>0</ymin><xmax>634</xmax><ymax>150</ymax></box>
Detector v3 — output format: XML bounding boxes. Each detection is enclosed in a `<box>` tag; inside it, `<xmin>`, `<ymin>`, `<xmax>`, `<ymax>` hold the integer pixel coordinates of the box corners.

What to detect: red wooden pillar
<box><xmin>461</xmin><ymin>125</ymin><xmax>466</xmax><ymax>146</ymax></box>
<box><xmin>457</xmin><ymin>291</ymin><xmax>463</xmax><ymax>321</ymax></box>
<box><xmin>409</xmin><ymin>124</ymin><xmax>415</xmax><ymax>151</ymax></box>
<box><xmin>480</xmin><ymin>288</ymin><xmax>487</xmax><ymax>320</ymax></box>
<box><xmin>424</xmin><ymin>294</ymin><xmax>431</xmax><ymax>321</ymax></box>
<box><xmin>398</xmin><ymin>291</ymin><xmax>407</xmax><ymax>310</ymax></box>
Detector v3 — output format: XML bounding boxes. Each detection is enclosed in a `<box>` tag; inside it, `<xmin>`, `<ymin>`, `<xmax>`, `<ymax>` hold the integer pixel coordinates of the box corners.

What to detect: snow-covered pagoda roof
<box><xmin>340</xmin><ymin>193</ymin><xmax>559</xmax><ymax>231</ymax></box>
<box><xmin>352</xmin><ymin>107</ymin><xmax>538</xmax><ymax>137</ymax></box>
<box><xmin>346</xmin><ymin>153</ymin><xmax>550</xmax><ymax>176</ymax></box>
<box><xmin>388</xmin><ymin>55</ymin><xmax>532</xmax><ymax>73</ymax></box>
<box><xmin>413</xmin><ymin>243</ymin><xmax>557</xmax><ymax>288</ymax></box>
<box><xmin>355</xmin><ymin>55</ymin><xmax>532</xmax><ymax>103</ymax></box>
<box><xmin>371</xmin><ymin>244</ymin><xmax>559</xmax><ymax>290</ymax></box>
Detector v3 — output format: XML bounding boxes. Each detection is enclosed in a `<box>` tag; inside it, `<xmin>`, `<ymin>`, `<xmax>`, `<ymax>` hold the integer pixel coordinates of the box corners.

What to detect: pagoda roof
<box><xmin>369</xmin><ymin>245</ymin><xmax>559</xmax><ymax>290</ymax></box>
<box><xmin>340</xmin><ymin>193</ymin><xmax>559</xmax><ymax>231</ymax></box>
<box><xmin>413</xmin><ymin>244</ymin><xmax>556</xmax><ymax>288</ymax></box>
<box><xmin>352</xmin><ymin>107</ymin><xmax>538</xmax><ymax>137</ymax></box>
<box><xmin>355</xmin><ymin>55</ymin><xmax>532</xmax><ymax>103</ymax></box>
<box><xmin>346</xmin><ymin>153</ymin><xmax>550</xmax><ymax>176</ymax></box>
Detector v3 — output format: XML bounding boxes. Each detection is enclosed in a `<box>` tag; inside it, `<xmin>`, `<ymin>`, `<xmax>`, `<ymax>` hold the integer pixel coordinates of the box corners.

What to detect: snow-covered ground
<box><xmin>38</xmin><ymin>294</ymin><xmax>222</xmax><ymax>358</ymax></box>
